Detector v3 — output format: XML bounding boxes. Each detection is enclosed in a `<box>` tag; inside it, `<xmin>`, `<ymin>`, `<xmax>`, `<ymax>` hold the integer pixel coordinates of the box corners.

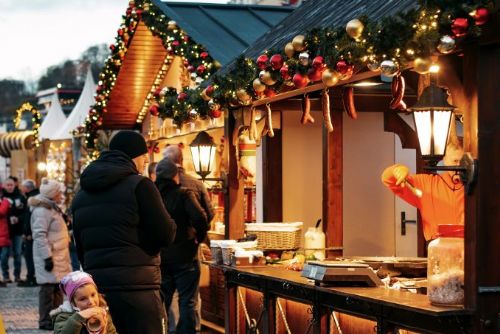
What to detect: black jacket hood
<box><xmin>80</xmin><ymin>150</ymin><xmax>139</xmax><ymax>192</ymax></box>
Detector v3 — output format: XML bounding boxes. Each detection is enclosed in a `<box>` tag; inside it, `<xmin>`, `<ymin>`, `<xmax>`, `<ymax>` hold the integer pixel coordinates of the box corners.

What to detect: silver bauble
<box><xmin>437</xmin><ymin>35</ymin><xmax>456</xmax><ymax>54</ymax></box>
<box><xmin>299</xmin><ymin>52</ymin><xmax>309</xmax><ymax>66</ymax></box>
<box><xmin>380</xmin><ymin>60</ymin><xmax>399</xmax><ymax>77</ymax></box>
<box><xmin>367</xmin><ymin>59</ymin><xmax>380</xmax><ymax>72</ymax></box>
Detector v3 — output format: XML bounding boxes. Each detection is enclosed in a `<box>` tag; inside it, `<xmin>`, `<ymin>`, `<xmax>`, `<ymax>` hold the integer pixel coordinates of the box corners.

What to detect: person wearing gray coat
<box><xmin>29</xmin><ymin>178</ymin><xmax>71</xmax><ymax>330</ymax></box>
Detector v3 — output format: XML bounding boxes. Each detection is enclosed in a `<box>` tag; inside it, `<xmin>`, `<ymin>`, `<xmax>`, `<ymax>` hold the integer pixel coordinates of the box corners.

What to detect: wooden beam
<box><xmin>383</xmin><ymin>112</ymin><xmax>419</xmax><ymax>150</ymax></box>
<box><xmin>323</xmin><ymin>104</ymin><xmax>343</xmax><ymax>258</ymax></box>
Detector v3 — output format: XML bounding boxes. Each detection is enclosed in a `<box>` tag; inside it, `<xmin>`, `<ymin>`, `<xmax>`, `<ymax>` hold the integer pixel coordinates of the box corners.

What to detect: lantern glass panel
<box><xmin>433</xmin><ymin>110</ymin><xmax>452</xmax><ymax>156</ymax></box>
<box><xmin>414</xmin><ymin>110</ymin><xmax>432</xmax><ymax>156</ymax></box>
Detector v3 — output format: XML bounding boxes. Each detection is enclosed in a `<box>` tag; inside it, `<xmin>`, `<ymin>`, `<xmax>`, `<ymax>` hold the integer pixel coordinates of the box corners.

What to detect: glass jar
<box><xmin>427</xmin><ymin>224</ymin><xmax>464</xmax><ymax>306</ymax></box>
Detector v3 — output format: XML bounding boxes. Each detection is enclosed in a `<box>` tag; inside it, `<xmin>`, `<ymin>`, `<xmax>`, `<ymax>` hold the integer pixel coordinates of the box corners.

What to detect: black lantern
<box><xmin>408</xmin><ymin>84</ymin><xmax>455</xmax><ymax>165</ymax></box>
<box><xmin>189</xmin><ymin>131</ymin><xmax>216</xmax><ymax>180</ymax></box>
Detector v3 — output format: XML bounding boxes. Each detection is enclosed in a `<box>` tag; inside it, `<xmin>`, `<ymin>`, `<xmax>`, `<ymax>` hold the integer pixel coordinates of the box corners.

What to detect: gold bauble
<box><xmin>346</xmin><ymin>19</ymin><xmax>364</xmax><ymax>40</ymax></box>
<box><xmin>321</xmin><ymin>69</ymin><xmax>340</xmax><ymax>87</ymax></box>
<box><xmin>200</xmin><ymin>89</ymin><xmax>212</xmax><ymax>102</ymax></box>
<box><xmin>236</xmin><ymin>89</ymin><xmax>251</xmax><ymax>102</ymax></box>
<box><xmin>259</xmin><ymin>70</ymin><xmax>277</xmax><ymax>86</ymax></box>
<box><xmin>167</xmin><ymin>20</ymin><xmax>177</xmax><ymax>31</ymax></box>
<box><xmin>252</xmin><ymin>78</ymin><xmax>266</xmax><ymax>93</ymax></box>
<box><xmin>292</xmin><ymin>35</ymin><xmax>305</xmax><ymax>52</ymax></box>
<box><xmin>413</xmin><ymin>57</ymin><xmax>432</xmax><ymax>74</ymax></box>
<box><xmin>284</xmin><ymin>43</ymin><xmax>295</xmax><ymax>58</ymax></box>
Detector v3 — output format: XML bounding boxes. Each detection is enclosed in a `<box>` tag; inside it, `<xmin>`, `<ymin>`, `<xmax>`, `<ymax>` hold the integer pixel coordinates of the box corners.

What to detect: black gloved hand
<box><xmin>44</xmin><ymin>257</ymin><xmax>54</xmax><ymax>272</ymax></box>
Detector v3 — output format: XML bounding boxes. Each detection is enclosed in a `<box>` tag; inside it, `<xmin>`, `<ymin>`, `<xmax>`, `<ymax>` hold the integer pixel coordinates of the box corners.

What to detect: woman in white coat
<box><xmin>29</xmin><ymin>178</ymin><xmax>71</xmax><ymax>330</ymax></box>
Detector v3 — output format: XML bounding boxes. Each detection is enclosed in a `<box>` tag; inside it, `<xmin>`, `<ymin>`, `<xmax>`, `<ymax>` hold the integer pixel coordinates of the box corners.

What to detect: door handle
<box><xmin>401</xmin><ymin>211</ymin><xmax>416</xmax><ymax>236</ymax></box>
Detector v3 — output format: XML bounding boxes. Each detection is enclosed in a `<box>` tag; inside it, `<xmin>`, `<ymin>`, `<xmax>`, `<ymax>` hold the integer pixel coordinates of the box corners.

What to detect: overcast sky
<box><xmin>0</xmin><ymin>0</ymin><xmax>227</xmax><ymax>82</ymax></box>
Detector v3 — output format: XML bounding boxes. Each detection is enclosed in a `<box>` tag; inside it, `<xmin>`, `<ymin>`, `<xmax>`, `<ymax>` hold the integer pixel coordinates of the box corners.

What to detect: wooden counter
<box><xmin>217</xmin><ymin>265</ymin><xmax>471</xmax><ymax>334</ymax></box>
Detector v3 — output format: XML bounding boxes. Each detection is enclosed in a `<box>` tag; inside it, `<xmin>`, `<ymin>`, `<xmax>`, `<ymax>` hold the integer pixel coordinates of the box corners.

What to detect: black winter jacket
<box><xmin>4</xmin><ymin>188</ymin><xmax>27</xmax><ymax>236</ymax></box>
<box><xmin>156</xmin><ymin>178</ymin><xmax>209</xmax><ymax>264</ymax></box>
<box><xmin>71</xmin><ymin>150</ymin><xmax>176</xmax><ymax>291</ymax></box>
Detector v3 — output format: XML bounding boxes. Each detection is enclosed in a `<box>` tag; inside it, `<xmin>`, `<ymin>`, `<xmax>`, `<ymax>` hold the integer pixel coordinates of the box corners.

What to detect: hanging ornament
<box><xmin>259</xmin><ymin>70</ymin><xmax>277</xmax><ymax>86</ymax></box>
<box><xmin>253</xmin><ymin>78</ymin><xmax>266</xmax><ymax>93</ymax></box>
<box><xmin>256</xmin><ymin>55</ymin><xmax>269</xmax><ymax>70</ymax></box>
<box><xmin>346</xmin><ymin>19</ymin><xmax>364</xmax><ymax>41</ymax></box>
<box><xmin>280</xmin><ymin>64</ymin><xmax>291</xmax><ymax>80</ymax></box>
<box><xmin>335</xmin><ymin>60</ymin><xmax>354</xmax><ymax>80</ymax></box>
<box><xmin>312</xmin><ymin>56</ymin><xmax>324</xmax><ymax>70</ymax></box>
<box><xmin>307</xmin><ymin>68</ymin><xmax>322</xmax><ymax>82</ymax></box>
<box><xmin>190</xmin><ymin>73</ymin><xmax>198</xmax><ymax>80</ymax></box>
<box><xmin>208</xmin><ymin>99</ymin><xmax>220</xmax><ymax>111</ymax></box>
<box><xmin>209</xmin><ymin>108</ymin><xmax>222</xmax><ymax>119</ymax></box>
<box><xmin>321</xmin><ymin>69</ymin><xmax>340</xmax><ymax>87</ymax></box>
<box><xmin>200</xmin><ymin>52</ymin><xmax>209</xmax><ymax>59</ymax></box>
<box><xmin>292</xmin><ymin>35</ymin><xmax>306</xmax><ymax>52</ymax></box>
<box><xmin>183</xmin><ymin>36</ymin><xmax>190</xmax><ymax>42</ymax></box>
<box><xmin>206</xmin><ymin>85</ymin><xmax>215</xmax><ymax>96</ymax></box>
<box><xmin>189</xmin><ymin>109</ymin><xmax>198</xmax><ymax>120</ymax></box>
<box><xmin>284</xmin><ymin>43</ymin><xmax>295</xmax><ymax>58</ymax></box>
<box><xmin>178</xmin><ymin>92</ymin><xmax>188</xmax><ymax>101</ymax></box>
<box><xmin>470</xmin><ymin>8</ymin><xmax>489</xmax><ymax>26</ymax></box>
<box><xmin>293</xmin><ymin>73</ymin><xmax>309</xmax><ymax>88</ymax></box>
<box><xmin>196</xmin><ymin>65</ymin><xmax>206</xmax><ymax>74</ymax></box>
<box><xmin>299</xmin><ymin>52</ymin><xmax>310</xmax><ymax>66</ymax></box>
<box><xmin>195</xmin><ymin>77</ymin><xmax>203</xmax><ymax>85</ymax></box>
<box><xmin>187</xmin><ymin>65</ymin><xmax>195</xmax><ymax>73</ymax></box>
<box><xmin>172</xmin><ymin>40</ymin><xmax>180</xmax><ymax>47</ymax></box>
<box><xmin>200</xmin><ymin>89</ymin><xmax>212</xmax><ymax>101</ymax></box>
<box><xmin>451</xmin><ymin>18</ymin><xmax>469</xmax><ymax>37</ymax></box>
<box><xmin>236</xmin><ymin>89</ymin><xmax>252</xmax><ymax>104</ymax></box>
<box><xmin>437</xmin><ymin>35</ymin><xmax>456</xmax><ymax>54</ymax></box>
<box><xmin>380</xmin><ymin>60</ymin><xmax>399</xmax><ymax>77</ymax></box>
<box><xmin>167</xmin><ymin>20</ymin><xmax>177</xmax><ymax>31</ymax></box>
<box><xmin>270</xmin><ymin>54</ymin><xmax>284</xmax><ymax>70</ymax></box>
<box><xmin>413</xmin><ymin>57</ymin><xmax>432</xmax><ymax>74</ymax></box>
<box><xmin>264</xmin><ymin>88</ymin><xmax>277</xmax><ymax>98</ymax></box>
<box><xmin>149</xmin><ymin>104</ymin><xmax>159</xmax><ymax>116</ymax></box>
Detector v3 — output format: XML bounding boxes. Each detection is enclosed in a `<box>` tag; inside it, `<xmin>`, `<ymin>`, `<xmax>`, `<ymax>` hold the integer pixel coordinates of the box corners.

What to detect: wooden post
<box><xmin>323</xmin><ymin>99</ymin><xmax>343</xmax><ymax>258</ymax></box>
<box><xmin>262</xmin><ymin>129</ymin><xmax>283</xmax><ymax>222</ymax></box>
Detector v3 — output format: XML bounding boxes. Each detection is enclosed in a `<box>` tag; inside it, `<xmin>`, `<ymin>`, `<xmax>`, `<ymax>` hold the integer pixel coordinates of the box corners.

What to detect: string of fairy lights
<box><xmin>83</xmin><ymin>0</ymin><xmax>493</xmax><ymax>150</ymax></box>
<box><xmin>14</xmin><ymin>102</ymin><xmax>41</xmax><ymax>148</ymax></box>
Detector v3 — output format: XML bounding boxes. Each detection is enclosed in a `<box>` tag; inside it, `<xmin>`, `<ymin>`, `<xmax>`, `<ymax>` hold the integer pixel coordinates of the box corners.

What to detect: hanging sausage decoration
<box><xmin>300</xmin><ymin>93</ymin><xmax>314</xmax><ymax>125</ymax></box>
<box><xmin>322</xmin><ymin>89</ymin><xmax>334</xmax><ymax>132</ymax></box>
<box><xmin>390</xmin><ymin>73</ymin><xmax>407</xmax><ymax>110</ymax></box>
<box><xmin>265</xmin><ymin>103</ymin><xmax>274</xmax><ymax>138</ymax></box>
<box><xmin>342</xmin><ymin>86</ymin><xmax>358</xmax><ymax>119</ymax></box>
<box><xmin>249</xmin><ymin>107</ymin><xmax>258</xmax><ymax>141</ymax></box>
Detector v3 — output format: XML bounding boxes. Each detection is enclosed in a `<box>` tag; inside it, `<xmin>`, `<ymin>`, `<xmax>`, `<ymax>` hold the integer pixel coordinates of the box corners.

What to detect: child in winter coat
<box><xmin>50</xmin><ymin>271</ymin><xmax>117</xmax><ymax>334</ymax></box>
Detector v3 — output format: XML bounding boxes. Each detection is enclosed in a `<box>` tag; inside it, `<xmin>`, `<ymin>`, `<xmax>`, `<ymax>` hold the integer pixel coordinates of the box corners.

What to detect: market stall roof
<box><xmin>0</xmin><ymin>131</ymin><xmax>33</xmax><ymax>158</ymax></box>
<box><xmin>217</xmin><ymin>0</ymin><xmax>417</xmax><ymax>76</ymax></box>
<box><xmin>101</xmin><ymin>1</ymin><xmax>294</xmax><ymax>130</ymax></box>
<box><xmin>154</xmin><ymin>1</ymin><xmax>294</xmax><ymax>66</ymax></box>
<box><xmin>39</xmin><ymin>95</ymin><xmax>67</xmax><ymax>140</ymax></box>
<box><xmin>53</xmin><ymin>70</ymin><xmax>96</xmax><ymax>140</ymax></box>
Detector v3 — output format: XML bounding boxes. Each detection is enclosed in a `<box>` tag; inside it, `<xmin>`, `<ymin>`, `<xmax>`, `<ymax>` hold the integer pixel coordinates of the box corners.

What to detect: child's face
<box><xmin>72</xmin><ymin>284</ymin><xmax>99</xmax><ymax>310</ymax></box>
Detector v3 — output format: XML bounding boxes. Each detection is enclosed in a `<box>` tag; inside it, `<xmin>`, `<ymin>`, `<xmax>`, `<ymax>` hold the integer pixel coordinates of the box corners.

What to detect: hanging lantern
<box><xmin>189</xmin><ymin>131</ymin><xmax>217</xmax><ymax>180</ymax></box>
<box><xmin>408</xmin><ymin>84</ymin><xmax>455</xmax><ymax>164</ymax></box>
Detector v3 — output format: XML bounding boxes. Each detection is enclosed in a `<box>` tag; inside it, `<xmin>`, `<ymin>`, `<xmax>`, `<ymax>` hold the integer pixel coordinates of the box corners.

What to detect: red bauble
<box><xmin>135</xmin><ymin>9</ymin><xmax>143</xmax><ymax>17</ymax></box>
<box><xmin>335</xmin><ymin>60</ymin><xmax>352</xmax><ymax>75</ymax></box>
<box><xmin>154</xmin><ymin>87</ymin><xmax>162</xmax><ymax>97</ymax></box>
<box><xmin>178</xmin><ymin>92</ymin><xmax>188</xmax><ymax>101</ymax></box>
<box><xmin>210</xmin><ymin>109</ymin><xmax>222</xmax><ymax>118</ymax></box>
<box><xmin>183</xmin><ymin>36</ymin><xmax>190</xmax><ymax>42</ymax></box>
<box><xmin>183</xmin><ymin>59</ymin><xmax>190</xmax><ymax>66</ymax></box>
<box><xmin>264</xmin><ymin>88</ymin><xmax>277</xmax><ymax>98</ymax></box>
<box><xmin>205</xmin><ymin>85</ymin><xmax>215</xmax><ymax>96</ymax></box>
<box><xmin>280</xmin><ymin>64</ymin><xmax>291</xmax><ymax>80</ymax></box>
<box><xmin>307</xmin><ymin>68</ymin><xmax>322</xmax><ymax>82</ymax></box>
<box><xmin>270</xmin><ymin>54</ymin><xmax>284</xmax><ymax>70</ymax></box>
<box><xmin>187</xmin><ymin>65</ymin><xmax>195</xmax><ymax>73</ymax></box>
<box><xmin>109</xmin><ymin>44</ymin><xmax>116</xmax><ymax>51</ymax></box>
<box><xmin>451</xmin><ymin>18</ymin><xmax>469</xmax><ymax>37</ymax></box>
<box><xmin>102</xmin><ymin>108</ymin><xmax>108</xmax><ymax>113</ymax></box>
<box><xmin>200</xmin><ymin>52</ymin><xmax>209</xmax><ymax>59</ymax></box>
<box><xmin>197</xmin><ymin>65</ymin><xmax>206</xmax><ymax>74</ymax></box>
<box><xmin>256</xmin><ymin>55</ymin><xmax>269</xmax><ymax>70</ymax></box>
<box><xmin>293</xmin><ymin>73</ymin><xmax>309</xmax><ymax>88</ymax></box>
<box><xmin>471</xmin><ymin>8</ymin><xmax>489</xmax><ymax>25</ymax></box>
<box><xmin>312</xmin><ymin>56</ymin><xmax>324</xmax><ymax>69</ymax></box>
<box><xmin>149</xmin><ymin>104</ymin><xmax>159</xmax><ymax>116</ymax></box>
<box><xmin>118</xmin><ymin>29</ymin><xmax>124</xmax><ymax>36</ymax></box>
<box><xmin>172</xmin><ymin>40</ymin><xmax>180</xmax><ymax>47</ymax></box>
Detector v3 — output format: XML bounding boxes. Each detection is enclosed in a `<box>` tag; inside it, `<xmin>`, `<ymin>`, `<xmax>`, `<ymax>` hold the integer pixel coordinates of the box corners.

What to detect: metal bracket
<box><xmin>401</xmin><ymin>211</ymin><xmax>416</xmax><ymax>236</ymax></box>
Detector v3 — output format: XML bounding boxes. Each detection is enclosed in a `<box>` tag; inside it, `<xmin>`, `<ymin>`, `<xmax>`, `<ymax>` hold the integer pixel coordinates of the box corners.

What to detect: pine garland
<box><xmin>14</xmin><ymin>102</ymin><xmax>41</xmax><ymax>148</ymax></box>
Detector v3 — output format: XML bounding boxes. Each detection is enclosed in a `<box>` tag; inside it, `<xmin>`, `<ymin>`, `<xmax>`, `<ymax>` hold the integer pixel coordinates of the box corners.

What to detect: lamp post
<box><xmin>189</xmin><ymin>131</ymin><xmax>216</xmax><ymax>180</ymax></box>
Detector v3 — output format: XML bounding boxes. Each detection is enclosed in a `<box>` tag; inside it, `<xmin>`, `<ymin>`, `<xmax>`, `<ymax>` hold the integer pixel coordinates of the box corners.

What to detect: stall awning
<box><xmin>0</xmin><ymin>131</ymin><xmax>34</xmax><ymax>158</ymax></box>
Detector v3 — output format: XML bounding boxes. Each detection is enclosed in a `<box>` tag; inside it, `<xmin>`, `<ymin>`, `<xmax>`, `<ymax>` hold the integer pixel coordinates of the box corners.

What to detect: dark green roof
<box><xmin>152</xmin><ymin>1</ymin><xmax>295</xmax><ymax>65</ymax></box>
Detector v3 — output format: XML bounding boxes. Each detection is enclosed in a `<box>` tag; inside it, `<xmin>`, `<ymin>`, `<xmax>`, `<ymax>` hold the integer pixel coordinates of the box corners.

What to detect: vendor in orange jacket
<box><xmin>381</xmin><ymin>139</ymin><xmax>464</xmax><ymax>241</ymax></box>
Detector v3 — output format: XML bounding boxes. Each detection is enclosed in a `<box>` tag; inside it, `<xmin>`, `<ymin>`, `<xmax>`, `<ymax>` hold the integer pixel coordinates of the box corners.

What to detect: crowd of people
<box><xmin>0</xmin><ymin>130</ymin><xmax>214</xmax><ymax>333</ymax></box>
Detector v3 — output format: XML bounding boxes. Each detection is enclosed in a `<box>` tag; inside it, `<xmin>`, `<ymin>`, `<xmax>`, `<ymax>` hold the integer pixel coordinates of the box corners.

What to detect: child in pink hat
<box><xmin>50</xmin><ymin>271</ymin><xmax>117</xmax><ymax>334</ymax></box>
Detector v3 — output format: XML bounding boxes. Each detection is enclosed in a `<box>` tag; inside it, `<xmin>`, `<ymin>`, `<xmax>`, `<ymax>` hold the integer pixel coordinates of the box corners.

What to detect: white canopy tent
<box><xmin>53</xmin><ymin>70</ymin><xmax>96</xmax><ymax>140</ymax></box>
<box><xmin>39</xmin><ymin>94</ymin><xmax>67</xmax><ymax>141</ymax></box>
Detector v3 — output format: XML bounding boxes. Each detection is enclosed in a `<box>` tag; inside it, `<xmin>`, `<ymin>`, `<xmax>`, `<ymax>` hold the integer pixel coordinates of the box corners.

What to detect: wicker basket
<box><xmin>245</xmin><ymin>223</ymin><xmax>302</xmax><ymax>250</ymax></box>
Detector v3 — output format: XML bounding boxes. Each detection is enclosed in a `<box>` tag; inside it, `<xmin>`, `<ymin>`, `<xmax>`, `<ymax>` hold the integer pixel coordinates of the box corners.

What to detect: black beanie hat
<box><xmin>109</xmin><ymin>130</ymin><xmax>148</xmax><ymax>159</ymax></box>
<box><xmin>156</xmin><ymin>158</ymin><xmax>179</xmax><ymax>180</ymax></box>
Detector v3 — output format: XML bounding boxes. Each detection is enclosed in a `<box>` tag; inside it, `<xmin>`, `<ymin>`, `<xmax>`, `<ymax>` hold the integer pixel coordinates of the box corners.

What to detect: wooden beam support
<box><xmin>262</xmin><ymin>129</ymin><xmax>283</xmax><ymax>222</ymax></box>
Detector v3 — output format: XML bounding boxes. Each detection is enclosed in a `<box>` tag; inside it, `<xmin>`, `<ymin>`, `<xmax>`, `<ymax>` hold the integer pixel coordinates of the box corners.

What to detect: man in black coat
<box><xmin>155</xmin><ymin>158</ymin><xmax>209</xmax><ymax>334</ymax></box>
<box><xmin>18</xmin><ymin>179</ymin><xmax>39</xmax><ymax>286</ymax></box>
<box><xmin>72</xmin><ymin>131</ymin><xmax>176</xmax><ymax>334</ymax></box>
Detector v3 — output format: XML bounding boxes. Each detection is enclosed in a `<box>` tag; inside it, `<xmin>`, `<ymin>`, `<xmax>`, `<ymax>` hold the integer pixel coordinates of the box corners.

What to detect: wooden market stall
<box><xmin>206</xmin><ymin>0</ymin><xmax>500</xmax><ymax>333</ymax></box>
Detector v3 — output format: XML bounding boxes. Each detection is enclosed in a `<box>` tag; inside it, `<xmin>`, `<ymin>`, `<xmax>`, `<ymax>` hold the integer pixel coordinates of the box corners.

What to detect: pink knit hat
<box><xmin>60</xmin><ymin>271</ymin><xmax>97</xmax><ymax>302</ymax></box>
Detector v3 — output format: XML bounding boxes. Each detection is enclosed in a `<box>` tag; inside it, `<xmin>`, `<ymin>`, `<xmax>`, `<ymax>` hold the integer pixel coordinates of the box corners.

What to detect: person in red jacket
<box><xmin>0</xmin><ymin>189</ymin><xmax>12</xmax><ymax>287</ymax></box>
<box><xmin>381</xmin><ymin>139</ymin><xmax>464</xmax><ymax>241</ymax></box>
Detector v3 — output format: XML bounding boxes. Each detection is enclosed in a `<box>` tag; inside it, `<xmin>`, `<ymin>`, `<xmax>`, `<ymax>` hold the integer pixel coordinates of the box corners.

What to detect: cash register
<box><xmin>301</xmin><ymin>261</ymin><xmax>383</xmax><ymax>287</ymax></box>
